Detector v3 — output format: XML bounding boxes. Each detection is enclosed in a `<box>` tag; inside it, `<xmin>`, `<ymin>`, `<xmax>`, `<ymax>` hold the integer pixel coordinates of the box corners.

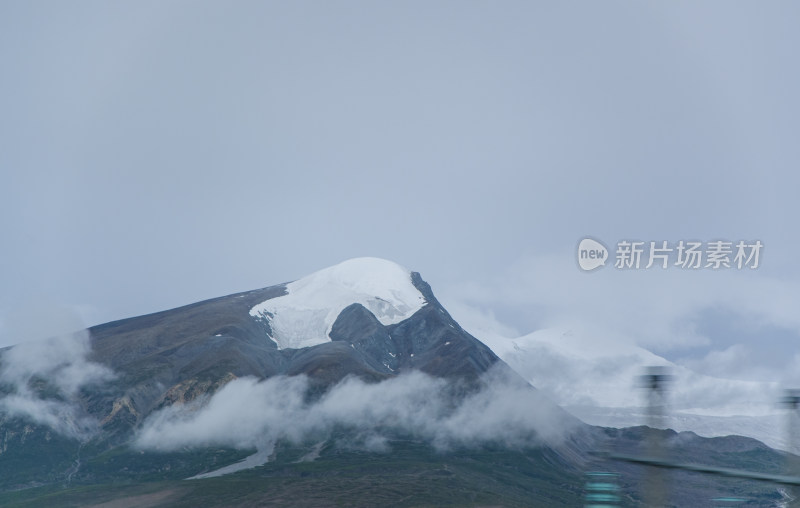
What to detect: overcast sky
<box><xmin>2</xmin><ymin>2</ymin><xmax>800</xmax><ymax>387</ymax></box>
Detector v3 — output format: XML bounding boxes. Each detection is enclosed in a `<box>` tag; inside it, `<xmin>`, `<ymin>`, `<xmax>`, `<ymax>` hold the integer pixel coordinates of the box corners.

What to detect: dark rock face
<box><xmin>329</xmin><ymin>303</ymin><xmax>397</xmax><ymax>373</ymax></box>
<box><xmin>387</xmin><ymin>303</ymin><xmax>498</xmax><ymax>379</ymax></box>
<box><xmin>86</xmin><ymin>285</ymin><xmax>290</xmax><ymax>433</ymax></box>
<box><xmin>327</xmin><ymin>272</ymin><xmax>502</xmax><ymax>380</ymax></box>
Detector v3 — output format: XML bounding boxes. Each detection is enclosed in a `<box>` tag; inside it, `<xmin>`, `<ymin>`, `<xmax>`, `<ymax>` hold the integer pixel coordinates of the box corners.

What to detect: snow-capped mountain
<box><xmin>42</xmin><ymin>258</ymin><xmax>514</xmax><ymax>438</ymax></box>
<box><xmin>249</xmin><ymin>258</ymin><xmax>426</xmax><ymax>350</ymax></box>
<box><xmin>474</xmin><ymin>324</ymin><xmax>789</xmax><ymax>451</ymax></box>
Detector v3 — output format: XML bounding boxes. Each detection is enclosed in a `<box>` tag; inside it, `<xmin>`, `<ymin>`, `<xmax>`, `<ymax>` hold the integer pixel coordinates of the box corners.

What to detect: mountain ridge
<box><xmin>45</xmin><ymin>258</ymin><xmax>532</xmax><ymax>451</ymax></box>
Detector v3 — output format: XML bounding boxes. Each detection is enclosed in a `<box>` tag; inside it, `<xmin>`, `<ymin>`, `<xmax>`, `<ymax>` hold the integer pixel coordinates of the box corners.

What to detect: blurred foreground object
<box><xmin>639</xmin><ymin>366</ymin><xmax>673</xmax><ymax>507</ymax></box>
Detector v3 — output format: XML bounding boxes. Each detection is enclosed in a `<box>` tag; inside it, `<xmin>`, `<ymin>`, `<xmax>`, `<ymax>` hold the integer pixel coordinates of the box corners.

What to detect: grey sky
<box><xmin>2</xmin><ymin>2</ymin><xmax>799</xmax><ymax>386</ymax></box>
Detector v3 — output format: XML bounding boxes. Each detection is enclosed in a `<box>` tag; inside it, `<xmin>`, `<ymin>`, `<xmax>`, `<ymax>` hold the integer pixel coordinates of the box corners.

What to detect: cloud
<box><xmin>135</xmin><ymin>367</ymin><xmax>575</xmax><ymax>456</ymax></box>
<box><xmin>0</xmin><ymin>303</ymin><xmax>114</xmax><ymax>439</ymax></box>
<box><xmin>437</xmin><ymin>299</ymin><xmax>521</xmax><ymax>342</ymax></box>
<box><xmin>449</xmin><ymin>252</ymin><xmax>800</xmax><ymax>340</ymax></box>
<box><xmin>681</xmin><ymin>344</ymin><xmax>754</xmax><ymax>380</ymax></box>
<box><xmin>438</xmin><ymin>251</ymin><xmax>800</xmax><ymax>432</ymax></box>
<box><xmin>442</xmin><ymin>252</ymin><xmax>800</xmax><ymax>378</ymax></box>
<box><xmin>2</xmin><ymin>329</ymin><xmax>112</xmax><ymax>396</ymax></box>
<box><xmin>472</xmin><ymin>323</ymin><xmax>782</xmax><ymax>421</ymax></box>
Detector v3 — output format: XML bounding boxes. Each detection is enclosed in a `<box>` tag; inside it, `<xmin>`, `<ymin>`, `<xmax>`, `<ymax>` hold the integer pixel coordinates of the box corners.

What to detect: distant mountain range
<box><xmin>0</xmin><ymin>258</ymin><xmax>792</xmax><ymax>506</ymax></box>
<box><xmin>477</xmin><ymin>325</ymin><xmax>787</xmax><ymax>451</ymax></box>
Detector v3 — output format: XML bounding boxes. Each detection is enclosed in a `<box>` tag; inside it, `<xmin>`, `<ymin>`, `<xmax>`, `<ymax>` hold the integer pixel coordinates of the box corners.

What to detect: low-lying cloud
<box><xmin>0</xmin><ymin>305</ymin><xmax>114</xmax><ymax>439</ymax></box>
<box><xmin>136</xmin><ymin>367</ymin><xmax>575</xmax><ymax>456</ymax></box>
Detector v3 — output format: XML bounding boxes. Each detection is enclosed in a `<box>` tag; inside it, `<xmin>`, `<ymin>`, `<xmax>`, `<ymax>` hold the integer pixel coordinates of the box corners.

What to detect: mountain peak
<box><xmin>250</xmin><ymin>258</ymin><xmax>426</xmax><ymax>350</ymax></box>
